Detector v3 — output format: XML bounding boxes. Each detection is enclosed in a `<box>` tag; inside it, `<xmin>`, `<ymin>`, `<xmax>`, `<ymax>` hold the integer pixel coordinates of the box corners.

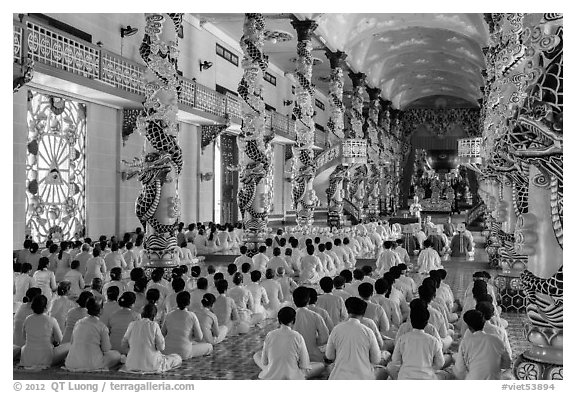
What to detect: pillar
<box><xmin>136</xmin><ymin>13</ymin><xmax>183</xmax><ymax>268</ymax></box>
<box><xmin>236</xmin><ymin>13</ymin><xmax>274</xmax><ymax>249</ymax></box>
<box><xmin>290</xmin><ymin>19</ymin><xmax>318</xmax><ymax>228</ymax></box>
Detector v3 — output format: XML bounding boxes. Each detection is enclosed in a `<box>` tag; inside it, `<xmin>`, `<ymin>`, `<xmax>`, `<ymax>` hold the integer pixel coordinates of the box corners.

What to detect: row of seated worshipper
<box><xmin>14</xmin><ymin>244</ymin><xmax>509</xmax><ymax>379</ymax></box>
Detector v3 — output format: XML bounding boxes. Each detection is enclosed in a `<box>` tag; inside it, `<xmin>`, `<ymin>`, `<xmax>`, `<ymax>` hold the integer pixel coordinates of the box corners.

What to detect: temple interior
<box><xmin>12</xmin><ymin>12</ymin><xmax>563</xmax><ymax>382</ymax></box>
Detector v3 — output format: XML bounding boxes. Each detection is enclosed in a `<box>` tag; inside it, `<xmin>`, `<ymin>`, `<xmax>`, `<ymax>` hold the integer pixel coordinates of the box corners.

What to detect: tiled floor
<box><xmin>14</xmin><ymin>237</ymin><xmax>531</xmax><ymax>380</ymax></box>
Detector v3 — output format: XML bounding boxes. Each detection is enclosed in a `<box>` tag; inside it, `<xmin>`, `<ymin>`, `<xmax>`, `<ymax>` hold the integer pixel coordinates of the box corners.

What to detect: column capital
<box><xmin>366</xmin><ymin>87</ymin><xmax>382</xmax><ymax>101</ymax></box>
<box><xmin>290</xmin><ymin>19</ymin><xmax>318</xmax><ymax>42</ymax></box>
<box><xmin>325</xmin><ymin>49</ymin><xmax>347</xmax><ymax>69</ymax></box>
<box><xmin>348</xmin><ymin>71</ymin><xmax>366</xmax><ymax>88</ymax></box>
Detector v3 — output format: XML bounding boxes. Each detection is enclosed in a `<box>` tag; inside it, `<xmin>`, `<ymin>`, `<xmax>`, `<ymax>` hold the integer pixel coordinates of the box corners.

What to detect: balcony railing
<box><xmin>13</xmin><ymin>16</ymin><xmax>280</xmax><ymax>132</ymax></box>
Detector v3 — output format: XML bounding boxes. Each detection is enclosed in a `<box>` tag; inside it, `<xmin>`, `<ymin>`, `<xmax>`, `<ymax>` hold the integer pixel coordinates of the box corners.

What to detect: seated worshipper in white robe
<box><xmin>49</xmin><ymin>282</ymin><xmax>77</xmax><ymax>333</ymax></box>
<box><xmin>121</xmin><ymin>304</ymin><xmax>182</xmax><ymax>373</ymax></box>
<box><xmin>325</xmin><ymin>297</ymin><xmax>388</xmax><ymax>380</ymax></box>
<box><xmin>358</xmin><ymin>282</ymin><xmax>393</xmax><ymax>352</ymax></box>
<box><xmin>254</xmin><ymin>306</ymin><xmax>324</xmax><ymax>379</ymax></box>
<box><xmin>376</xmin><ymin>241</ymin><xmax>402</xmax><ymax>276</ymax></box>
<box><xmin>316</xmin><ymin>243</ymin><xmax>337</xmax><ymax>276</ymax></box>
<box><xmin>233</xmin><ymin>245</ymin><xmax>253</xmax><ymax>269</ymax></box>
<box><xmin>417</xmin><ymin>239</ymin><xmax>443</xmax><ymax>275</ymax></box>
<box><xmin>228</xmin><ymin>273</ymin><xmax>264</xmax><ymax>328</ymax></box>
<box><xmin>372</xmin><ymin>278</ymin><xmax>402</xmax><ymax>333</ymax></box>
<box><xmin>19</xmin><ymin>295</ymin><xmax>69</xmax><ymax>369</ymax></box>
<box><xmin>453</xmin><ymin>310</ymin><xmax>511</xmax><ymax>380</ymax></box>
<box><xmin>267</xmin><ymin>247</ymin><xmax>294</xmax><ymax>275</ymax></box>
<box><xmin>394</xmin><ymin>239</ymin><xmax>411</xmax><ymax>265</ymax></box>
<box><xmin>307</xmin><ymin>288</ymin><xmax>334</xmax><ymax>332</ymax></box>
<box><xmin>213</xmin><ymin>279</ymin><xmax>247</xmax><ymax>335</ymax></box>
<box><xmin>252</xmin><ymin>246</ymin><xmax>270</xmax><ymax>273</ymax></box>
<box><xmin>261</xmin><ymin>269</ymin><xmax>286</xmax><ymax>317</ymax></box>
<box><xmin>196</xmin><ymin>293</ymin><xmax>229</xmax><ymax>345</ymax></box>
<box><xmin>388</xmin><ymin>301</ymin><xmax>444</xmax><ymax>380</ymax></box>
<box><xmin>107</xmin><ymin>292</ymin><xmax>140</xmax><ymax>354</ymax></box>
<box><xmin>245</xmin><ymin>270</ymin><xmax>270</xmax><ymax>318</ymax></box>
<box><xmin>414</xmin><ymin>224</ymin><xmax>427</xmax><ymax>250</ymax></box>
<box><xmin>299</xmin><ymin>246</ymin><xmax>324</xmax><ymax>285</ymax></box>
<box><xmin>292</xmin><ymin>287</ymin><xmax>329</xmax><ymax>365</ymax></box>
<box><xmin>462</xmin><ymin>301</ymin><xmax>512</xmax><ymax>360</ymax></box>
<box><xmin>417</xmin><ymin>284</ymin><xmax>453</xmax><ymax>352</ymax></box>
<box><xmin>14</xmin><ymin>288</ymin><xmax>42</xmax><ymax>350</ymax></box>
<box><xmin>64</xmin><ymin>298</ymin><xmax>121</xmax><ymax>371</ymax></box>
<box><xmin>317</xmin><ymin>277</ymin><xmax>348</xmax><ymax>325</ymax></box>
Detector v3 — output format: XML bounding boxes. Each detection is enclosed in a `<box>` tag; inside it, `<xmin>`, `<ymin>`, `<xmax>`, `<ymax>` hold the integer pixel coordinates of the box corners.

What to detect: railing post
<box><xmin>21</xmin><ymin>17</ymin><xmax>29</xmax><ymax>65</ymax></box>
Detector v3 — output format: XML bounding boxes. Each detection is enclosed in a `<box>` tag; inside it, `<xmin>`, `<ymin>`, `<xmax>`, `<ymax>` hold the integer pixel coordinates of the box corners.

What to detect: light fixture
<box><xmin>199</xmin><ymin>172</ymin><xmax>214</xmax><ymax>182</ymax></box>
<box><xmin>120</xmin><ymin>26</ymin><xmax>139</xmax><ymax>38</ymax></box>
<box><xmin>96</xmin><ymin>41</ymin><xmax>103</xmax><ymax>47</ymax></box>
<box><xmin>199</xmin><ymin>60</ymin><xmax>213</xmax><ymax>71</ymax></box>
<box><xmin>283</xmin><ymin>100</ymin><xmax>293</xmax><ymax>106</ymax></box>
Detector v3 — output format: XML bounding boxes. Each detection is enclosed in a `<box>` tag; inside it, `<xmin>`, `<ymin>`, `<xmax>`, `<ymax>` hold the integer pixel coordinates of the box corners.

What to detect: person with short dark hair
<box><xmin>254</xmin><ymin>306</ymin><xmax>323</xmax><ymax>379</ymax></box>
<box><xmin>317</xmin><ymin>276</ymin><xmax>348</xmax><ymax>325</ymax></box>
<box><xmin>453</xmin><ymin>310</ymin><xmax>511</xmax><ymax>379</ymax></box>
<box><xmin>292</xmin><ymin>286</ymin><xmax>329</xmax><ymax>364</ymax></box>
<box><xmin>307</xmin><ymin>287</ymin><xmax>334</xmax><ymax>332</ymax></box>
<box><xmin>65</xmin><ymin>298</ymin><xmax>122</xmax><ymax>370</ymax></box>
<box><xmin>161</xmin><ymin>291</ymin><xmax>213</xmax><ymax>359</ymax></box>
<box><xmin>372</xmin><ymin>278</ymin><xmax>402</xmax><ymax>331</ymax></box>
<box><xmin>246</xmin><ymin>270</ymin><xmax>270</xmax><ymax>317</ymax></box>
<box><xmin>228</xmin><ymin>272</ymin><xmax>264</xmax><ymax>329</ymax></box>
<box><xmin>316</xmin><ymin>243</ymin><xmax>336</xmax><ymax>276</ymax></box>
<box><xmin>19</xmin><ymin>294</ymin><xmax>69</xmax><ymax>368</ymax></box>
<box><xmin>325</xmin><ymin>297</ymin><xmax>387</xmax><ymax>380</ymax></box>
<box><xmin>418</xmin><ymin>284</ymin><xmax>453</xmax><ymax>351</ymax></box>
<box><xmin>121</xmin><ymin>304</ymin><xmax>182</xmax><ymax>373</ymax></box>
<box><xmin>376</xmin><ymin>241</ymin><xmax>402</xmax><ymax>276</ymax></box>
<box><xmin>275</xmin><ymin>266</ymin><xmax>298</xmax><ymax>300</ymax></box>
<box><xmin>104</xmin><ymin>242</ymin><xmax>126</xmax><ymax>273</ymax></box>
<box><xmin>189</xmin><ymin>277</ymin><xmax>209</xmax><ymax>312</ymax></box>
<box><xmin>389</xmin><ymin>299</ymin><xmax>444</xmax><ymax>380</ymax></box>
<box><xmin>416</xmin><ymin>239</ymin><xmax>443</xmax><ymax>274</ymax></box>
<box><xmin>332</xmin><ymin>275</ymin><xmax>350</xmax><ymax>302</ymax></box>
<box><xmin>268</xmin><ymin>247</ymin><xmax>294</xmax><ymax>276</ymax></box>
<box><xmin>261</xmin><ymin>268</ymin><xmax>285</xmax><ymax>317</ymax></box>
<box><xmin>63</xmin><ymin>260</ymin><xmax>85</xmax><ymax>298</ymax></box>
<box><xmin>358</xmin><ymin>282</ymin><xmax>391</xmax><ymax>349</ymax></box>
<box><xmin>299</xmin><ymin>245</ymin><xmax>323</xmax><ymax>285</ymax></box>
<box><xmin>213</xmin><ymin>278</ymin><xmax>246</xmax><ymax>335</ymax></box>
<box><xmin>252</xmin><ymin>245</ymin><xmax>270</xmax><ymax>273</ymax></box>
<box><xmin>394</xmin><ymin>263</ymin><xmax>417</xmax><ymax>302</ymax></box>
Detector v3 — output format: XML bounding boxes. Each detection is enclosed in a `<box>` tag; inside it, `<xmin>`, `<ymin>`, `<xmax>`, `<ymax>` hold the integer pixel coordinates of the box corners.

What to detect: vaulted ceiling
<box><xmin>195</xmin><ymin>13</ymin><xmax>489</xmax><ymax>110</ymax></box>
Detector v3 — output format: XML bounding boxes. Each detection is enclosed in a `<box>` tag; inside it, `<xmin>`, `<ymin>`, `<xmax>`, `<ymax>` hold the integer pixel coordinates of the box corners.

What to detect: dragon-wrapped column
<box><xmin>509</xmin><ymin>13</ymin><xmax>563</xmax><ymax>380</ymax></box>
<box><xmin>236</xmin><ymin>13</ymin><xmax>274</xmax><ymax>251</ymax></box>
<box><xmin>364</xmin><ymin>86</ymin><xmax>382</xmax><ymax>221</ymax></box>
<box><xmin>135</xmin><ymin>13</ymin><xmax>183</xmax><ymax>269</ymax></box>
<box><xmin>290</xmin><ymin>19</ymin><xmax>318</xmax><ymax>228</ymax></box>
<box><xmin>324</xmin><ymin>49</ymin><xmax>347</xmax><ymax>228</ymax></box>
<box><xmin>345</xmin><ymin>71</ymin><xmax>367</xmax><ymax>222</ymax></box>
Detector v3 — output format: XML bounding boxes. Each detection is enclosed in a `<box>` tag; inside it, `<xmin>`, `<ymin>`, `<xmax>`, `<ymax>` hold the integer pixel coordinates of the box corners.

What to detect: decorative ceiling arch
<box><xmin>309</xmin><ymin>13</ymin><xmax>489</xmax><ymax>109</ymax></box>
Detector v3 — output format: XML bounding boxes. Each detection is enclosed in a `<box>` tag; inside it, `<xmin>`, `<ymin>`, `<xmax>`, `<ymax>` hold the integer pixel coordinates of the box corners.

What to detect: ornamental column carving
<box><xmin>324</xmin><ymin>49</ymin><xmax>347</xmax><ymax>228</ymax></box>
<box><xmin>236</xmin><ymin>13</ymin><xmax>274</xmax><ymax>243</ymax></box>
<box><xmin>365</xmin><ymin>86</ymin><xmax>382</xmax><ymax>221</ymax></box>
<box><xmin>135</xmin><ymin>13</ymin><xmax>183</xmax><ymax>268</ymax></box>
<box><xmin>290</xmin><ymin>19</ymin><xmax>319</xmax><ymax>228</ymax></box>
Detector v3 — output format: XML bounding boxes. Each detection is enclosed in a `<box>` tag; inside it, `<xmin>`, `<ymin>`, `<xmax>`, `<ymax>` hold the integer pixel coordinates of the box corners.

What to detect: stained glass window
<box><xmin>25</xmin><ymin>90</ymin><xmax>86</xmax><ymax>243</ymax></box>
